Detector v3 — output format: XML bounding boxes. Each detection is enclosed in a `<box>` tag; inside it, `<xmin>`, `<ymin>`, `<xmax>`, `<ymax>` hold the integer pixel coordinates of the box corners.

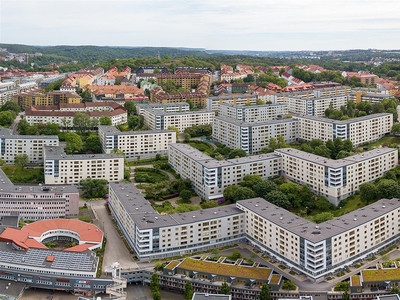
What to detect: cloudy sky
<box><xmin>1</xmin><ymin>0</ymin><xmax>399</xmax><ymax>51</ymax></box>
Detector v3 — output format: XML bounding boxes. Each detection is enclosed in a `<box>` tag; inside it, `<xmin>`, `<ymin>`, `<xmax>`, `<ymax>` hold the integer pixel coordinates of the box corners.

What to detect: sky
<box><xmin>1</xmin><ymin>0</ymin><xmax>400</xmax><ymax>51</ymax></box>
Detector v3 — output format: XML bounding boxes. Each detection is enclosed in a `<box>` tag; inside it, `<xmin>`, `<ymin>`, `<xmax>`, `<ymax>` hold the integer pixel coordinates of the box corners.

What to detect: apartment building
<box><xmin>25</xmin><ymin>102</ymin><xmax>127</xmax><ymax>126</ymax></box>
<box><xmin>0</xmin><ymin>168</ymin><xmax>79</xmax><ymax>219</ymax></box>
<box><xmin>168</xmin><ymin>143</ymin><xmax>281</xmax><ymax>200</ymax></box>
<box><xmin>98</xmin><ymin>125</ymin><xmax>176</xmax><ymax>159</ymax></box>
<box><xmin>14</xmin><ymin>90</ymin><xmax>81</xmax><ymax>109</ymax></box>
<box><xmin>349</xmin><ymin>91</ymin><xmax>392</xmax><ymax>104</ymax></box>
<box><xmin>237</xmin><ymin>197</ymin><xmax>400</xmax><ymax>282</ymax></box>
<box><xmin>275</xmin><ymin>147</ymin><xmax>398</xmax><ymax>205</ymax></box>
<box><xmin>43</xmin><ymin>146</ymin><xmax>124</xmax><ymax>185</ymax></box>
<box><xmin>213</xmin><ymin>117</ymin><xmax>298</xmax><ymax>154</ymax></box>
<box><xmin>108</xmin><ymin>181</ymin><xmax>246</xmax><ymax>260</ymax></box>
<box><xmin>206</xmin><ymin>94</ymin><xmax>258</xmax><ymax>112</ymax></box>
<box><xmin>295</xmin><ymin>113</ymin><xmax>393</xmax><ymax>146</ymax></box>
<box><xmin>0</xmin><ymin>128</ymin><xmax>59</xmax><ymax>163</ymax></box>
<box><xmin>218</xmin><ymin>103</ymin><xmax>288</xmax><ymax>122</ymax></box>
<box><xmin>0</xmin><ymin>81</ymin><xmax>17</xmax><ymax>105</ymax></box>
<box><xmin>136</xmin><ymin>102</ymin><xmax>190</xmax><ymax>115</ymax></box>
<box><xmin>284</xmin><ymin>94</ymin><xmax>348</xmax><ymax>116</ymax></box>
<box><xmin>140</xmin><ymin>109</ymin><xmax>215</xmax><ymax>132</ymax></box>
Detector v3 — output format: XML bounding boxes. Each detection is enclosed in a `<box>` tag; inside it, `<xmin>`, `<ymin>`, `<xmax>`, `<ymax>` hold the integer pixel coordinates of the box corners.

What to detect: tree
<box><xmin>336</xmin><ymin>150</ymin><xmax>350</xmax><ymax>159</ymax></box>
<box><xmin>0</xmin><ymin>101</ymin><xmax>21</xmax><ymax>114</ymax></box>
<box><xmin>153</xmin><ymin>291</ymin><xmax>161</xmax><ymax>300</ymax></box>
<box><xmin>179</xmin><ymin>190</ymin><xmax>192</xmax><ymax>202</ymax></box>
<box><xmin>223</xmin><ymin>185</ymin><xmax>256</xmax><ymax>202</ymax></box>
<box><xmin>73</xmin><ymin>112</ymin><xmax>91</xmax><ymax>134</ymax></box>
<box><xmin>80</xmin><ymin>178</ymin><xmax>108</xmax><ymax>198</ymax></box>
<box><xmin>314</xmin><ymin>212</ymin><xmax>334</xmax><ymax>223</ymax></box>
<box><xmin>168</xmin><ymin>126</ymin><xmax>180</xmax><ymax>140</ymax></box>
<box><xmin>14</xmin><ymin>154</ymin><xmax>29</xmax><ymax>168</ymax></box>
<box><xmin>264</xmin><ymin>190</ymin><xmax>290</xmax><ymax>209</ymax></box>
<box><xmin>0</xmin><ymin>111</ymin><xmax>15</xmax><ymax>127</ymax></box>
<box><xmin>342</xmin><ymin>291</ymin><xmax>350</xmax><ymax>300</ymax></box>
<box><xmin>124</xmin><ymin>101</ymin><xmax>136</xmax><ymax>116</ymax></box>
<box><xmin>228</xmin><ymin>148</ymin><xmax>247</xmax><ymax>159</ymax></box>
<box><xmin>281</xmin><ymin>280</ymin><xmax>296</xmax><ymax>291</ymax></box>
<box><xmin>184</xmin><ymin>133</ymin><xmax>191</xmax><ymax>143</ymax></box>
<box><xmin>128</xmin><ymin>115</ymin><xmax>143</xmax><ymax>130</ymax></box>
<box><xmin>239</xmin><ymin>174</ymin><xmax>263</xmax><ymax>189</ymax></box>
<box><xmin>314</xmin><ymin>145</ymin><xmax>331</xmax><ymax>158</ymax></box>
<box><xmin>42</xmin><ymin>123</ymin><xmax>60</xmax><ymax>136</ymax></box>
<box><xmin>259</xmin><ymin>283</ymin><xmax>272</xmax><ymax>300</ymax></box>
<box><xmin>99</xmin><ymin>116</ymin><xmax>112</xmax><ymax>126</ymax></box>
<box><xmin>220</xmin><ymin>282</ymin><xmax>230</xmax><ymax>295</ymax></box>
<box><xmin>343</xmin><ymin>139</ymin><xmax>353</xmax><ymax>152</ymax></box>
<box><xmin>377</xmin><ymin>179</ymin><xmax>400</xmax><ymax>199</ymax></box>
<box><xmin>392</xmin><ymin>123</ymin><xmax>400</xmax><ymax>135</ymax></box>
<box><xmin>65</xmin><ymin>132</ymin><xmax>83</xmax><ymax>154</ymax></box>
<box><xmin>85</xmin><ymin>134</ymin><xmax>102</xmax><ymax>153</ymax></box>
<box><xmin>184</xmin><ymin>281</ymin><xmax>194</xmax><ymax>300</ymax></box>
<box><xmin>315</xmin><ymin>197</ymin><xmax>333</xmax><ymax>211</ymax></box>
<box><xmin>17</xmin><ymin>119</ymin><xmax>29</xmax><ymax>135</ymax></box>
<box><xmin>150</xmin><ymin>273</ymin><xmax>160</xmax><ymax>296</ymax></box>
<box><xmin>254</xmin><ymin>180</ymin><xmax>278</xmax><ymax>198</ymax></box>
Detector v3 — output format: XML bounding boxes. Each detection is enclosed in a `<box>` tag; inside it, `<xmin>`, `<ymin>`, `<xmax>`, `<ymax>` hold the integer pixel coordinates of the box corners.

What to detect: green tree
<box><xmin>168</xmin><ymin>126</ymin><xmax>180</xmax><ymax>140</ymax></box>
<box><xmin>179</xmin><ymin>190</ymin><xmax>192</xmax><ymax>202</ymax></box>
<box><xmin>392</xmin><ymin>123</ymin><xmax>400</xmax><ymax>135</ymax></box>
<box><xmin>17</xmin><ymin>119</ymin><xmax>30</xmax><ymax>135</ymax></box>
<box><xmin>314</xmin><ymin>145</ymin><xmax>331</xmax><ymax>158</ymax></box>
<box><xmin>233</xmin><ymin>187</ymin><xmax>256</xmax><ymax>202</ymax></box>
<box><xmin>124</xmin><ymin>101</ymin><xmax>136</xmax><ymax>116</ymax></box>
<box><xmin>342</xmin><ymin>291</ymin><xmax>350</xmax><ymax>300</ymax></box>
<box><xmin>239</xmin><ymin>174</ymin><xmax>263</xmax><ymax>189</ymax></box>
<box><xmin>85</xmin><ymin>134</ymin><xmax>102</xmax><ymax>153</ymax></box>
<box><xmin>377</xmin><ymin>179</ymin><xmax>400</xmax><ymax>199</ymax></box>
<box><xmin>99</xmin><ymin>116</ymin><xmax>112</xmax><ymax>126</ymax></box>
<box><xmin>65</xmin><ymin>132</ymin><xmax>83</xmax><ymax>154</ymax></box>
<box><xmin>184</xmin><ymin>281</ymin><xmax>194</xmax><ymax>300</ymax></box>
<box><xmin>42</xmin><ymin>123</ymin><xmax>60</xmax><ymax>136</ymax></box>
<box><xmin>73</xmin><ymin>112</ymin><xmax>91</xmax><ymax>134</ymax></box>
<box><xmin>314</xmin><ymin>212</ymin><xmax>334</xmax><ymax>223</ymax></box>
<box><xmin>80</xmin><ymin>178</ymin><xmax>108</xmax><ymax>198</ymax></box>
<box><xmin>336</xmin><ymin>150</ymin><xmax>350</xmax><ymax>159</ymax></box>
<box><xmin>281</xmin><ymin>280</ymin><xmax>296</xmax><ymax>291</ymax></box>
<box><xmin>184</xmin><ymin>133</ymin><xmax>191</xmax><ymax>143</ymax></box>
<box><xmin>150</xmin><ymin>273</ymin><xmax>160</xmax><ymax>295</ymax></box>
<box><xmin>0</xmin><ymin>101</ymin><xmax>21</xmax><ymax>114</ymax></box>
<box><xmin>220</xmin><ymin>282</ymin><xmax>230</xmax><ymax>295</ymax></box>
<box><xmin>128</xmin><ymin>115</ymin><xmax>143</xmax><ymax>130</ymax></box>
<box><xmin>153</xmin><ymin>291</ymin><xmax>161</xmax><ymax>300</ymax></box>
<box><xmin>254</xmin><ymin>180</ymin><xmax>278</xmax><ymax>198</ymax></box>
<box><xmin>264</xmin><ymin>190</ymin><xmax>290</xmax><ymax>209</ymax></box>
<box><xmin>315</xmin><ymin>196</ymin><xmax>332</xmax><ymax>211</ymax></box>
<box><xmin>343</xmin><ymin>139</ymin><xmax>353</xmax><ymax>152</ymax></box>
<box><xmin>228</xmin><ymin>148</ymin><xmax>247</xmax><ymax>159</ymax></box>
<box><xmin>0</xmin><ymin>111</ymin><xmax>15</xmax><ymax>127</ymax></box>
<box><xmin>14</xmin><ymin>154</ymin><xmax>29</xmax><ymax>168</ymax></box>
<box><xmin>259</xmin><ymin>283</ymin><xmax>272</xmax><ymax>300</ymax></box>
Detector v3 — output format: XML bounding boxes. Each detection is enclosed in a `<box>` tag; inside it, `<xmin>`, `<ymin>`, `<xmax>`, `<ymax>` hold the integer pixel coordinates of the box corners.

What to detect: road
<box><xmin>90</xmin><ymin>201</ymin><xmax>139</xmax><ymax>272</ymax></box>
<box><xmin>11</xmin><ymin>112</ymin><xmax>24</xmax><ymax>134</ymax></box>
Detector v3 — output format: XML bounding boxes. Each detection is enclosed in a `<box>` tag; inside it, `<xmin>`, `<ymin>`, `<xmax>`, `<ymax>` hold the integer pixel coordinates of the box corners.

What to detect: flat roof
<box><xmin>0</xmin><ymin>128</ymin><xmax>58</xmax><ymax>140</ymax></box>
<box><xmin>44</xmin><ymin>146</ymin><xmax>123</xmax><ymax>160</ymax></box>
<box><xmin>274</xmin><ymin>147</ymin><xmax>396</xmax><ymax>169</ymax></box>
<box><xmin>207</xmin><ymin>94</ymin><xmax>257</xmax><ymax>101</ymax></box>
<box><xmin>237</xmin><ymin>197</ymin><xmax>400</xmax><ymax>242</ymax></box>
<box><xmin>109</xmin><ymin>182</ymin><xmax>243</xmax><ymax>230</ymax></box>
<box><xmin>294</xmin><ymin>113</ymin><xmax>392</xmax><ymax>124</ymax></box>
<box><xmin>98</xmin><ymin>125</ymin><xmax>174</xmax><ymax>136</ymax></box>
<box><xmin>145</xmin><ymin>109</ymin><xmax>214</xmax><ymax>116</ymax></box>
<box><xmin>214</xmin><ymin>116</ymin><xmax>297</xmax><ymax>127</ymax></box>
<box><xmin>193</xmin><ymin>293</ymin><xmax>231</xmax><ymax>300</ymax></box>
<box><xmin>219</xmin><ymin>103</ymin><xmax>287</xmax><ymax>109</ymax></box>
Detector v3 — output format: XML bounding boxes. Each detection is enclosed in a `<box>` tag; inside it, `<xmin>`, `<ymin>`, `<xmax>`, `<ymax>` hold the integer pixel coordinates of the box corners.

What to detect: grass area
<box><xmin>127</xmin><ymin>156</ymin><xmax>168</xmax><ymax>166</ymax></box>
<box><xmin>2</xmin><ymin>166</ymin><xmax>44</xmax><ymax>183</ymax></box>
<box><xmin>187</xmin><ymin>141</ymin><xmax>214</xmax><ymax>153</ymax></box>
<box><xmin>366</xmin><ymin>135</ymin><xmax>400</xmax><ymax>147</ymax></box>
<box><xmin>333</xmin><ymin>194</ymin><xmax>366</xmax><ymax>217</ymax></box>
<box><xmin>134</xmin><ymin>167</ymin><xmax>169</xmax><ymax>183</ymax></box>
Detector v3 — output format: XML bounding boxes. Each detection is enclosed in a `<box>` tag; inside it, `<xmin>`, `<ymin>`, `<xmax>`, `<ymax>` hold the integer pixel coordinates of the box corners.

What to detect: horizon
<box><xmin>2</xmin><ymin>0</ymin><xmax>400</xmax><ymax>52</ymax></box>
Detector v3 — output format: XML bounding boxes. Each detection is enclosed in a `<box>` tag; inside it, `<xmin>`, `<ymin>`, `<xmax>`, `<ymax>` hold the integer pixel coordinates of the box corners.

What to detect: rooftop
<box><xmin>98</xmin><ymin>125</ymin><xmax>174</xmax><ymax>136</ymax></box>
<box><xmin>44</xmin><ymin>146</ymin><xmax>124</xmax><ymax>161</ymax></box>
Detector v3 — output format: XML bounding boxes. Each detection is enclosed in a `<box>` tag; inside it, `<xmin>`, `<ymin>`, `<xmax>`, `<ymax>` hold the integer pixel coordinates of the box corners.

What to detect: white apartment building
<box><xmin>98</xmin><ymin>125</ymin><xmax>176</xmax><ymax>159</ymax></box>
<box><xmin>237</xmin><ymin>197</ymin><xmax>400</xmax><ymax>282</ymax></box>
<box><xmin>139</xmin><ymin>109</ymin><xmax>215</xmax><ymax>132</ymax></box>
<box><xmin>18</xmin><ymin>81</ymin><xmax>38</xmax><ymax>93</ymax></box>
<box><xmin>108</xmin><ymin>181</ymin><xmax>246</xmax><ymax>260</ymax></box>
<box><xmin>25</xmin><ymin>102</ymin><xmax>127</xmax><ymax>127</ymax></box>
<box><xmin>275</xmin><ymin>147</ymin><xmax>398</xmax><ymax>205</ymax></box>
<box><xmin>285</xmin><ymin>94</ymin><xmax>348</xmax><ymax>116</ymax></box>
<box><xmin>44</xmin><ymin>146</ymin><xmax>124</xmax><ymax>185</ymax></box>
<box><xmin>168</xmin><ymin>143</ymin><xmax>281</xmax><ymax>200</ymax></box>
<box><xmin>349</xmin><ymin>91</ymin><xmax>393</xmax><ymax>103</ymax></box>
<box><xmin>136</xmin><ymin>102</ymin><xmax>190</xmax><ymax>115</ymax></box>
<box><xmin>0</xmin><ymin>169</ymin><xmax>79</xmax><ymax>219</ymax></box>
<box><xmin>213</xmin><ymin>117</ymin><xmax>298</xmax><ymax>154</ymax></box>
<box><xmin>206</xmin><ymin>95</ymin><xmax>258</xmax><ymax>112</ymax></box>
<box><xmin>218</xmin><ymin>103</ymin><xmax>288</xmax><ymax>122</ymax></box>
<box><xmin>295</xmin><ymin>113</ymin><xmax>393</xmax><ymax>146</ymax></box>
<box><xmin>0</xmin><ymin>128</ymin><xmax>59</xmax><ymax>163</ymax></box>
<box><xmin>0</xmin><ymin>81</ymin><xmax>17</xmax><ymax>105</ymax></box>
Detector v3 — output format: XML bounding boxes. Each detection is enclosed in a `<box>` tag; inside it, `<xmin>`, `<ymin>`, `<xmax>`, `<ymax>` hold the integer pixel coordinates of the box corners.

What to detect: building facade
<box><xmin>14</xmin><ymin>90</ymin><xmax>82</xmax><ymax>109</ymax></box>
<box><xmin>206</xmin><ymin>95</ymin><xmax>258</xmax><ymax>112</ymax></box>
<box><xmin>0</xmin><ymin>128</ymin><xmax>59</xmax><ymax>163</ymax></box>
<box><xmin>98</xmin><ymin>126</ymin><xmax>176</xmax><ymax>159</ymax></box>
<box><xmin>218</xmin><ymin>103</ymin><xmax>288</xmax><ymax>123</ymax></box>
<box><xmin>44</xmin><ymin>146</ymin><xmax>124</xmax><ymax>185</ymax></box>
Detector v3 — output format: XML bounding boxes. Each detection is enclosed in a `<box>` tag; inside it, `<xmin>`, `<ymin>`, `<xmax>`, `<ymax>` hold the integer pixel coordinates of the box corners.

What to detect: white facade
<box><xmin>213</xmin><ymin>117</ymin><xmax>298</xmax><ymax>154</ymax></box>
<box><xmin>275</xmin><ymin>147</ymin><xmax>398</xmax><ymax>205</ymax></box>
<box><xmin>0</xmin><ymin>81</ymin><xmax>17</xmax><ymax>105</ymax></box>
<box><xmin>98</xmin><ymin>126</ymin><xmax>176</xmax><ymax>159</ymax></box>
<box><xmin>218</xmin><ymin>103</ymin><xmax>288</xmax><ymax>122</ymax></box>
<box><xmin>295</xmin><ymin>113</ymin><xmax>393</xmax><ymax>146</ymax></box>
<box><xmin>139</xmin><ymin>109</ymin><xmax>215</xmax><ymax>132</ymax></box>
<box><xmin>168</xmin><ymin>143</ymin><xmax>281</xmax><ymax>200</ymax></box>
<box><xmin>136</xmin><ymin>102</ymin><xmax>190</xmax><ymax>115</ymax></box>
<box><xmin>44</xmin><ymin>146</ymin><xmax>125</xmax><ymax>185</ymax></box>
<box><xmin>0</xmin><ymin>128</ymin><xmax>59</xmax><ymax>163</ymax></box>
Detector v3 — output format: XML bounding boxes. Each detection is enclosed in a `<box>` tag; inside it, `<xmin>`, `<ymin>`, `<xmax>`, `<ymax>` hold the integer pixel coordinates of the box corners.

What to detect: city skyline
<box><xmin>1</xmin><ymin>0</ymin><xmax>400</xmax><ymax>51</ymax></box>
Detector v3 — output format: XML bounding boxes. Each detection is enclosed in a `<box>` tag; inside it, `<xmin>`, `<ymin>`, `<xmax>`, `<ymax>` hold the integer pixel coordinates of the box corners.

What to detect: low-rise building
<box><xmin>0</xmin><ymin>128</ymin><xmax>59</xmax><ymax>163</ymax></box>
<box><xmin>140</xmin><ymin>109</ymin><xmax>215</xmax><ymax>132</ymax></box>
<box><xmin>25</xmin><ymin>102</ymin><xmax>127</xmax><ymax>126</ymax></box>
<box><xmin>44</xmin><ymin>146</ymin><xmax>124</xmax><ymax>185</ymax></box>
<box><xmin>275</xmin><ymin>147</ymin><xmax>398</xmax><ymax>205</ymax></box>
<box><xmin>295</xmin><ymin>113</ymin><xmax>393</xmax><ymax>146</ymax></box>
<box><xmin>98</xmin><ymin>125</ymin><xmax>176</xmax><ymax>159</ymax></box>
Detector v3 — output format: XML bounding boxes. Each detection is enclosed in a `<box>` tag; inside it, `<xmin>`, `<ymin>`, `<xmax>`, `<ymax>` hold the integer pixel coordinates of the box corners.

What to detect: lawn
<box><xmin>2</xmin><ymin>166</ymin><xmax>44</xmax><ymax>184</ymax></box>
<box><xmin>333</xmin><ymin>194</ymin><xmax>366</xmax><ymax>217</ymax></box>
<box><xmin>187</xmin><ymin>141</ymin><xmax>214</xmax><ymax>153</ymax></box>
<box><xmin>366</xmin><ymin>135</ymin><xmax>400</xmax><ymax>147</ymax></box>
<box><xmin>134</xmin><ymin>167</ymin><xmax>169</xmax><ymax>183</ymax></box>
